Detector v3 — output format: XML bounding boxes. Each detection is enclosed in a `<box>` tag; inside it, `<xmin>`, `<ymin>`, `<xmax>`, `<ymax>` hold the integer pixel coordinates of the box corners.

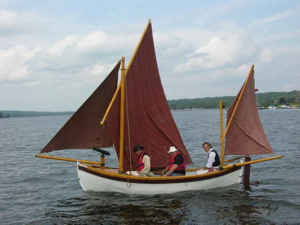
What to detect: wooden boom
<box><xmin>36</xmin><ymin>154</ymin><xmax>101</xmax><ymax>165</ymax></box>
<box><xmin>221</xmin><ymin>155</ymin><xmax>284</xmax><ymax>170</ymax></box>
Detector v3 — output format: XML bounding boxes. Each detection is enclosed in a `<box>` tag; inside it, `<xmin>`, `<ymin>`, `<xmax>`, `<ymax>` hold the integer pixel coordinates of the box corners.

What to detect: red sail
<box><xmin>225</xmin><ymin>67</ymin><xmax>274</xmax><ymax>155</ymax></box>
<box><xmin>107</xmin><ymin>23</ymin><xmax>192</xmax><ymax>171</ymax></box>
<box><xmin>40</xmin><ymin>62</ymin><xmax>120</xmax><ymax>153</ymax></box>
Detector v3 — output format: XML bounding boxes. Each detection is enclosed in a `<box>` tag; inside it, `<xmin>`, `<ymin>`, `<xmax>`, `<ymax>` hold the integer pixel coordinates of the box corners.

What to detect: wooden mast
<box><xmin>119</xmin><ymin>57</ymin><xmax>125</xmax><ymax>172</ymax></box>
<box><xmin>219</xmin><ymin>100</ymin><xmax>224</xmax><ymax>166</ymax></box>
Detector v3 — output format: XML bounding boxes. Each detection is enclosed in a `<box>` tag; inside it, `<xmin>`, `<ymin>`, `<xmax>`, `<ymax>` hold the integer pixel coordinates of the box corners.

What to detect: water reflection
<box><xmin>117</xmin><ymin>198</ymin><xmax>184</xmax><ymax>224</ymax></box>
<box><xmin>197</xmin><ymin>188</ymin><xmax>279</xmax><ymax>224</ymax></box>
<box><xmin>38</xmin><ymin>182</ymin><xmax>289</xmax><ymax>224</ymax></box>
<box><xmin>221</xmin><ymin>203</ymin><xmax>278</xmax><ymax>224</ymax></box>
<box><xmin>46</xmin><ymin>192</ymin><xmax>185</xmax><ymax>224</ymax></box>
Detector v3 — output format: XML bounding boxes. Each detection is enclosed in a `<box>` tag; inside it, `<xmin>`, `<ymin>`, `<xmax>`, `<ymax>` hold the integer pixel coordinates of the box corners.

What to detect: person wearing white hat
<box><xmin>161</xmin><ymin>146</ymin><xmax>186</xmax><ymax>177</ymax></box>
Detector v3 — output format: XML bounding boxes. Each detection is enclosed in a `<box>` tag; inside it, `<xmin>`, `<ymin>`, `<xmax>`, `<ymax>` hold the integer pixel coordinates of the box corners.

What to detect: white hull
<box><xmin>77</xmin><ymin>162</ymin><xmax>244</xmax><ymax>195</ymax></box>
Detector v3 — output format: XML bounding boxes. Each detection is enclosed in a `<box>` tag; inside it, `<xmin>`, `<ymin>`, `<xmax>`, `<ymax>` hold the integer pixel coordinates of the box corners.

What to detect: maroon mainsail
<box><xmin>41</xmin><ymin>22</ymin><xmax>192</xmax><ymax>171</ymax></box>
<box><xmin>40</xmin><ymin>62</ymin><xmax>120</xmax><ymax>153</ymax></box>
<box><xmin>107</xmin><ymin>23</ymin><xmax>192</xmax><ymax>171</ymax></box>
<box><xmin>225</xmin><ymin>67</ymin><xmax>274</xmax><ymax>155</ymax></box>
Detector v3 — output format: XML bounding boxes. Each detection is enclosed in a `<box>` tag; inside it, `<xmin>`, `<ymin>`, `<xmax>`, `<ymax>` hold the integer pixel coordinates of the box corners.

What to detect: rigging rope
<box><xmin>125</xmin><ymin>75</ymin><xmax>133</xmax><ymax>173</ymax></box>
<box><xmin>164</xmin><ymin>146</ymin><xmax>169</xmax><ymax>165</ymax></box>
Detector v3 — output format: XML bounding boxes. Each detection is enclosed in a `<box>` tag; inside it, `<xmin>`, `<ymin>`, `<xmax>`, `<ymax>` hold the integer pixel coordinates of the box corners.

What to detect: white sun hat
<box><xmin>168</xmin><ymin>146</ymin><xmax>178</xmax><ymax>153</ymax></box>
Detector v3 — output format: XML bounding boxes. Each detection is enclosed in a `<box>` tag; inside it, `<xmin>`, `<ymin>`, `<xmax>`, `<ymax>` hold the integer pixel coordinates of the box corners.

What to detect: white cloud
<box><xmin>256</xmin><ymin>49</ymin><xmax>274</xmax><ymax>64</ymax></box>
<box><xmin>0</xmin><ymin>28</ymin><xmax>133</xmax><ymax>86</ymax></box>
<box><xmin>0</xmin><ymin>11</ymin><xmax>18</xmax><ymax>28</ymax></box>
<box><xmin>89</xmin><ymin>62</ymin><xmax>117</xmax><ymax>77</ymax></box>
<box><xmin>0</xmin><ymin>45</ymin><xmax>42</xmax><ymax>82</ymax></box>
<box><xmin>249</xmin><ymin>11</ymin><xmax>291</xmax><ymax>29</ymax></box>
<box><xmin>0</xmin><ymin>10</ymin><xmax>46</xmax><ymax>38</ymax></box>
<box><xmin>77</xmin><ymin>30</ymin><xmax>107</xmax><ymax>53</ymax></box>
<box><xmin>174</xmin><ymin>33</ymin><xmax>259</xmax><ymax>74</ymax></box>
<box><xmin>155</xmin><ymin>32</ymin><xmax>192</xmax><ymax>58</ymax></box>
<box><xmin>46</xmin><ymin>35</ymin><xmax>80</xmax><ymax>56</ymax></box>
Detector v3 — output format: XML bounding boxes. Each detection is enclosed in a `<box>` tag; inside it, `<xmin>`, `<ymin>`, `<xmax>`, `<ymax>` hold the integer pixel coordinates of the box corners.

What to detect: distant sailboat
<box><xmin>37</xmin><ymin>20</ymin><xmax>283</xmax><ymax>195</ymax></box>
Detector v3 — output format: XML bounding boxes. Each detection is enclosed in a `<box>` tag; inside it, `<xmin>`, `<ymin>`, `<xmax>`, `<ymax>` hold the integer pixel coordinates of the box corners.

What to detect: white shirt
<box><xmin>206</xmin><ymin>148</ymin><xmax>217</xmax><ymax>168</ymax></box>
<box><xmin>140</xmin><ymin>154</ymin><xmax>151</xmax><ymax>175</ymax></box>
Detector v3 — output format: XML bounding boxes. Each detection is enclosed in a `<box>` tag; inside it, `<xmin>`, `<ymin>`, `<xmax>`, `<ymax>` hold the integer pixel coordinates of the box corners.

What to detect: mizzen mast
<box><xmin>219</xmin><ymin>100</ymin><xmax>225</xmax><ymax>166</ymax></box>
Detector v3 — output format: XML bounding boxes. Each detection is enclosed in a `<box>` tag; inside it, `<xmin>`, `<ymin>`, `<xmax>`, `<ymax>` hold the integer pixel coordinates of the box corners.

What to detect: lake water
<box><xmin>0</xmin><ymin>109</ymin><xmax>299</xmax><ymax>224</ymax></box>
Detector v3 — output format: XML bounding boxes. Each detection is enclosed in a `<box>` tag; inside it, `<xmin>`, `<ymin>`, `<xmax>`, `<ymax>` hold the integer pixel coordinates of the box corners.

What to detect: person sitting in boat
<box><xmin>132</xmin><ymin>144</ymin><xmax>153</xmax><ymax>177</ymax></box>
<box><xmin>196</xmin><ymin>142</ymin><xmax>220</xmax><ymax>175</ymax></box>
<box><xmin>161</xmin><ymin>146</ymin><xmax>186</xmax><ymax>177</ymax></box>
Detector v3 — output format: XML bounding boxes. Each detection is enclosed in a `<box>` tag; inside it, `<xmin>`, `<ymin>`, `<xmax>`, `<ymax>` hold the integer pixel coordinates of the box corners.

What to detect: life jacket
<box><xmin>208</xmin><ymin>149</ymin><xmax>220</xmax><ymax>167</ymax></box>
<box><xmin>167</xmin><ymin>152</ymin><xmax>186</xmax><ymax>172</ymax></box>
<box><xmin>137</xmin><ymin>152</ymin><xmax>149</xmax><ymax>171</ymax></box>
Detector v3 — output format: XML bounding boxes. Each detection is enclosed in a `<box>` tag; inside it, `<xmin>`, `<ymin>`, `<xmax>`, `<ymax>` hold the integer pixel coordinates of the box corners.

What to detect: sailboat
<box><xmin>37</xmin><ymin>20</ymin><xmax>283</xmax><ymax>195</ymax></box>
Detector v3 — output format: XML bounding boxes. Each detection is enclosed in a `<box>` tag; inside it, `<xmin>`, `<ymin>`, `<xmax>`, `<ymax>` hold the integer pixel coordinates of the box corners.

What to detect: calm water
<box><xmin>0</xmin><ymin>109</ymin><xmax>299</xmax><ymax>224</ymax></box>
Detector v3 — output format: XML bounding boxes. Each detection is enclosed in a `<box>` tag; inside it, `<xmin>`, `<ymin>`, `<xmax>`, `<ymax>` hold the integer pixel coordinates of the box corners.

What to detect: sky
<box><xmin>0</xmin><ymin>0</ymin><xmax>299</xmax><ymax>111</ymax></box>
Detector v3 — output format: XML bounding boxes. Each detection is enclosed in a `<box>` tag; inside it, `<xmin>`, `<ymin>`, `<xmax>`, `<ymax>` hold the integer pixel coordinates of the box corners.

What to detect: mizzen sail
<box><xmin>107</xmin><ymin>22</ymin><xmax>192</xmax><ymax>171</ymax></box>
<box><xmin>41</xmin><ymin>62</ymin><xmax>120</xmax><ymax>153</ymax></box>
<box><xmin>225</xmin><ymin>66</ymin><xmax>274</xmax><ymax>155</ymax></box>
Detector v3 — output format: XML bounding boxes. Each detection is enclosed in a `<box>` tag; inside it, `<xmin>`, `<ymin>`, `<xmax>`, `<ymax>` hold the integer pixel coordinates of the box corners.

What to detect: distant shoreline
<box><xmin>0</xmin><ymin>111</ymin><xmax>74</xmax><ymax>118</ymax></box>
<box><xmin>1</xmin><ymin>107</ymin><xmax>299</xmax><ymax>118</ymax></box>
<box><xmin>1</xmin><ymin>90</ymin><xmax>299</xmax><ymax>118</ymax></box>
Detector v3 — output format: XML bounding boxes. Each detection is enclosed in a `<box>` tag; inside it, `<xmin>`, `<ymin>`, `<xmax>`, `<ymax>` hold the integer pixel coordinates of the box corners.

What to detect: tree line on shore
<box><xmin>1</xmin><ymin>90</ymin><xmax>298</xmax><ymax>118</ymax></box>
<box><xmin>0</xmin><ymin>111</ymin><xmax>73</xmax><ymax>118</ymax></box>
<box><xmin>168</xmin><ymin>90</ymin><xmax>298</xmax><ymax>110</ymax></box>
<box><xmin>0</xmin><ymin>112</ymin><xmax>10</xmax><ymax>118</ymax></box>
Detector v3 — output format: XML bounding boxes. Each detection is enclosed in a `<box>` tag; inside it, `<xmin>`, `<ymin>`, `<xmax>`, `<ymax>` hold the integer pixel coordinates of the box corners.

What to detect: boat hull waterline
<box><xmin>77</xmin><ymin>162</ymin><xmax>244</xmax><ymax>195</ymax></box>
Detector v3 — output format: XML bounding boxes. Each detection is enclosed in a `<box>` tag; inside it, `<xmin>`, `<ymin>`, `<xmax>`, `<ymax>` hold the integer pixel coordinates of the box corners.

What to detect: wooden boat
<box><xmin>37</xmin><ymin>20</ymin><xmax>283</xmax><ymax>195</ymax></box>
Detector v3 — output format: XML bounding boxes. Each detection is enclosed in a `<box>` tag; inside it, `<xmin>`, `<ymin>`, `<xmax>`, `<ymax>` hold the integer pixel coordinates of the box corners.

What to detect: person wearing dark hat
<box><xmin>161</xmin><ymin>146</ymin><xmax>186</xmax><ymax>177</ymax></box>
<box><xmin>133</xmin><ymin>144</ymin><xmax>153</xmax><ymax>177</ymax></box>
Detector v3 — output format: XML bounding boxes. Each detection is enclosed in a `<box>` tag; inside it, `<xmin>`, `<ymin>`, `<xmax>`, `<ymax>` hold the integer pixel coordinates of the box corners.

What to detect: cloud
<box><xmin>0</xmin><ymin>10</ymin><xmax>45</xmax><ymax>37</ymax></box>
<box><xmin>0</xmin><ymin>45</ymin><xmax>42</xmax><ymax>82</ymax></box>
<box><xmin>0</xmin><ymin>28</ymin><xmax>137</xmax><ymax>87</ymax></box>
<box><xmin>0</xmin><ymin>11</ymin><xmax>18</xmax><ymax>28</ymax></box>
<box><xmin>155</xmin><ymin>31</ymin><xmax>193</xmax><ymax>58</ymax></box>
<box><xmin>46</xmin><ymin>35</ymin><xmax>80</xmax><ymax>56</ymax></box>
<box><xmin>174</xmin><ymin>33</ymin><xmax>259</xmax><ymax>74</ymax></box>
<box><xmin>77</xmin><ymin>30</ymin><xmax>108</xmax><ymax>53</ymax></box>
<box><xmin>89</xmin><ymin>62</ymin><xmax>117</xmax><ymax>77</ymax></box>
<box><xmin>249</xmin><ymin>11</ymin><xmax>291</xmax><ymax>29</ymax></box>
<box><xmin>46</xmin><ymin>30</ymin><xmax>124</xmax><ymax>57</ymax></box>
<box><xmin>256</xmin><ymin>49</ymin><xmax>274</xmax><ymax>64</ymax></box>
